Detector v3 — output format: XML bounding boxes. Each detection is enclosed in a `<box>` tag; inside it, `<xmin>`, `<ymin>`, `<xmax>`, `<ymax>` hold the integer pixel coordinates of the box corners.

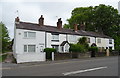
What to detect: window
<box><xmin>52</xmin><ymin>33</ymin><xmax>59</xmax><ymax>41</ymax></box>
<box><xmin>109</xmin><ymin>39</ymin><xmax>112</xmax><ymax>44</ymax></box>
<box><xmin>87</xmin><ymin>38</ymin><xmax>90</xmax><ymax>43</ymax></box>
<box><xmin>24</xmin><ymin>32</ymin><xmax>36</xmax><ymax>38</ymax></box>
<box><xmin>24</xmin><ymin>45</ymin><xmax>36</xmax><ymax>52</ymax></box>
<box><xmin>97</xmin><ymin>39</ymin><xmax>101</xmax><ymax>43</ymax></box>
<box><xmin>24</xmin><ymin>32</ymin><xmax>27</xmax><ymax>38</ymax></box>
<box><xmin>70</xmin><ymin>35</ymin><xmax>76</xmax><ymax>42</ymax></box>
<box><xmin>24</xmin><ymin>45</ymin><xmax>27</xmax><ymax>52</ymax></box>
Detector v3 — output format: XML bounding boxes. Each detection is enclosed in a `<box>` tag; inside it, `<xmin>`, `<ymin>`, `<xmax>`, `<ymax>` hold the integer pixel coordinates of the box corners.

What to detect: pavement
<box><xmin>1</xmin><ymin>56</ymin><xmax>119</xmax><ymax>76</ymax></box>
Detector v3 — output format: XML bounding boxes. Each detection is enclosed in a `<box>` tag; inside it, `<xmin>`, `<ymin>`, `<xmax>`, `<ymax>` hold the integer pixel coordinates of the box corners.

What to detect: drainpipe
<box><xmin>45</xmin><ymin>32</ymin><xmax>47</xmax><ymax>48</ymax></box>
<box><xmin>95</xmin><ymin>37</ymin><xmax>96</xmax><ymax>44</ymax></box>
<box><xmin>66</xmin><ymin>34</ymin><xmax>68</xmax><ymax>41</ymax></box>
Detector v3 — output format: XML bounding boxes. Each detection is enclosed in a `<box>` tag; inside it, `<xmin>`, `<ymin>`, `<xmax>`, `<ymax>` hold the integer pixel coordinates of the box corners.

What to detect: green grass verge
<box><xmin>0</xmin><ymin>54</ymin><xmax>7</xmax><ymax>62</ymax></box>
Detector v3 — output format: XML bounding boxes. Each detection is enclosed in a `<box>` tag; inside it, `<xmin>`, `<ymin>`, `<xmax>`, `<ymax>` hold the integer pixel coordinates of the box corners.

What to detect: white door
<box><xmin>39</xmin><ymin>45</ymin><xmax>44</xmax><ymax>52</ymax></box>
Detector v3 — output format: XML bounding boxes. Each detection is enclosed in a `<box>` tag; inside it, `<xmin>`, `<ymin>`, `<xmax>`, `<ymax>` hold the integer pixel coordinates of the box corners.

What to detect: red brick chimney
<box><xmin>57</xmin><ymin>18</ymin><xmax>62</xmax><ymax>29</ymax></box>
<box><xmin>38</xmin><ymin>15</ymin><xmax>44</xmax><ymax>26</ymax></box>
<box><xmin>74</xmin><ymin>24</ymin><xmax>78</xmax><ymax>31</ymax></box>
<box><xmin>15</xmin><ymin>17</ymin><xmax>20</xmax><ymax>24</ymax></box>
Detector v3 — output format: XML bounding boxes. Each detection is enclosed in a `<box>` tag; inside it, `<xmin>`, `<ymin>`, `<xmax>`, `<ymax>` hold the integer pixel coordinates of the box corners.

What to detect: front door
<box><xmin>39</xmin><ymin>45</ymin><xmax>44</xmax><ymax>52</ymax></box>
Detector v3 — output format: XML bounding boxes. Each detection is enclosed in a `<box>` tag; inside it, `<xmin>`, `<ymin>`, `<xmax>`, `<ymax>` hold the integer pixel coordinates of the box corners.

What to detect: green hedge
<box><xmin>89</xmin><ymin>47</ymin><xmax>98</xmax><ymax>52</ymax></box>
<box><xmin>44</xmin><ymin>48</ymin><xmax>56</xmax><ymax>53</ymax></box>
<box><xmin>69</xmin><ymin>44</ymin><xmax>85</xmax><ymax>53</ymax></box>
<box><xmin>0</xmin><ymin>54</ymin><xmax>7</xmax><ymax>62</ymax></box>
<box><xmin>44</xmin><ymin>48</ymin><xmax>56</xmax><ymax>59</ymax></box>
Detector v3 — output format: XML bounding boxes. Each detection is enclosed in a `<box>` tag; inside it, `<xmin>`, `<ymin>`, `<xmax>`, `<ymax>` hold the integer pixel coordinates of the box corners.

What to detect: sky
<box><xmin>0</xmin><ymin>0</ymin><xmax>120</xmax><ymax>39</ymax></box>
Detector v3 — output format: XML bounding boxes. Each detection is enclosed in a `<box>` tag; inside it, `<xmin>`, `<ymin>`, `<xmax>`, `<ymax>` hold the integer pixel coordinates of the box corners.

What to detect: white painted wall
<box><xmin>16</xmin><ymin>52</ymin><xmax>46</xmax><ymax>63</ymax></box>
<box><xmin>15</xmin><ymin>29</ymin><xmax>45</xmax><ymax>54</ymax></box>
<box><xmin>46</xmin><ymin>32</ymin><xmax>52</xmax><ymax>48</ymax></box>
<box><xmin>68</xmin><ymin>34</ymin><xmax>81</xmax><ymax>44</ymax></box>
<box><xmin>106</xmin><ymin>39</ymin><xmax>114</xmax><ymax>50</ymax></box>
<box><xmin>13</xmin><ymin>24</ymin><xmax>115</xmax><ymax>63</ymax></box>
<box><xmin>14</xmin><ymin>28</ymin><xmax>46</xmax><ymax>63</ymax></box>
<box><xmin>88</xmin><ymin>36</ymin><xmax>96</xmax><ymax>46</ymax></box>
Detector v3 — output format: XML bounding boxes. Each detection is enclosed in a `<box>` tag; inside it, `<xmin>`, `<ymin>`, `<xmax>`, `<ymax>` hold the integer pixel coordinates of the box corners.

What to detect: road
<box><xmin>2</xmin><ymin>56</ymin><xmax>118</xmax><ymax>76</ymax></box>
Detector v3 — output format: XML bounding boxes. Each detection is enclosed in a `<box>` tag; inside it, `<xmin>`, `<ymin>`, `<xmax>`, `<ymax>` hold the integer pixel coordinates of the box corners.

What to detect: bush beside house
<box><xmin>69</xmin><ymin>44</ymin><xmax>85</xmax><ymax>53</ymax></box>
<box><xmin>44</xmin><ymin>48</ymin><xmax>56</xmax><ymax>60</ymax></box>
<box><xmin>89</xmin><ymin>46</ymin><xmax>98</xmax><ymax>57</ymax></box>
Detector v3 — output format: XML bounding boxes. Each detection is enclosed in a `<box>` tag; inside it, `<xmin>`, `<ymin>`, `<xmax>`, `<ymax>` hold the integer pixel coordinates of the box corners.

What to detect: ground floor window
<box><xmin>24</xmin><ymin>45</ymin><xmax>36</xmax><ymax>52</ymax></box>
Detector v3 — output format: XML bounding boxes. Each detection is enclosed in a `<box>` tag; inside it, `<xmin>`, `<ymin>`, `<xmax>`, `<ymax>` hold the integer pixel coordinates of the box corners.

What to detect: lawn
<box><xmin>0</xmin><ymin>54</ymin><xmax>7</xmax><ymax>62</ymax></box>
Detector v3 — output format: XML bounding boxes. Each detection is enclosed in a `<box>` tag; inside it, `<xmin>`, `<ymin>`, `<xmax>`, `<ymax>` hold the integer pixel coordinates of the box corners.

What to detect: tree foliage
<box><xmin>69</xmin><ymin>44</ymin><xmax>85</xmax><ymax>53</ymax></box>
<box><xmin>64</xmin><ymin>4</ymin><xmax>120</xmax><ymax>50</ymax></box>
<box><xmin>0</xmin><ymin>22</ymin><xmax>10</xmax><ymax>53</ymax></box>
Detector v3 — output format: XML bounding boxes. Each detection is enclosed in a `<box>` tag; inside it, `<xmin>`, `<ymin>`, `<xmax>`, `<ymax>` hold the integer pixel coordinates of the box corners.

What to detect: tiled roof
<box><xmin>16</xmin><ymin>22</ymin><xmax>112</xmax><ymax>39</ymax></box>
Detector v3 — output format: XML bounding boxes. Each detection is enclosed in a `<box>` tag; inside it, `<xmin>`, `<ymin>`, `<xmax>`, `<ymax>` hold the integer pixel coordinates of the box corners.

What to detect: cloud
<box><xmin>1</xmin><ymin>0</ymin><xmax>119</xmax><ymax>39</ymax></box>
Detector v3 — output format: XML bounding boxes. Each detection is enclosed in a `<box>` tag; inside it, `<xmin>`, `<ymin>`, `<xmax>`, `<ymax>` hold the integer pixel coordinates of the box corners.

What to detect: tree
<box><xmin>77</xmin><ymin>37</ymin><xmax>89</xmax><ymax>49</ymax></box>
<box><xmin>64</xmin><ymin>4</ymin><xmax>120</xmax><ymax>51</ymax></box>
<box><xmin>93</xmin><ymin>4</ymin><xmax>119</xmax><ymax>35</ymax></box>
<box><xmin>64</xmin><ymin>4</ymin><xmax>119</xmax><ymax>33</ymax></box>
<box><xmin>0</xmin><ymin>22</ymin><xmax>10</xmax><ymax>53</ymax></box>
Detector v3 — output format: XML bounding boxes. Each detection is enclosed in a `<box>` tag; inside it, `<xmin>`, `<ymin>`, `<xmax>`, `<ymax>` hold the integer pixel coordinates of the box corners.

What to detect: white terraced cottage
<box><xmin>13</xmin><ymin>15</ymin><xmax>114</xmax><ymax>63</ymax></box>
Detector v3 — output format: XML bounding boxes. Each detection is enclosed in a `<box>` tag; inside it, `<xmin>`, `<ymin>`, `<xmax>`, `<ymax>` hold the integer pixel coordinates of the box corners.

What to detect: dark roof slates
<box><xmin>16</xmin><ymin>22</ymin><xmax>111</xmax><ymax>39</ymax></box>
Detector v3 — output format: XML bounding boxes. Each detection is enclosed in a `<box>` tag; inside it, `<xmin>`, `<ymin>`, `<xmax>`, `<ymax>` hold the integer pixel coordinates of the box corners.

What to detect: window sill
<box><xmin>51</xmin><ymin>40</ymin><xmax>59</xmax><ymax>42</ymax></box>
<box><xmin>23</xmin><ymin>37</ymin><xmax>36</xmax><ymax>39</ymax></box>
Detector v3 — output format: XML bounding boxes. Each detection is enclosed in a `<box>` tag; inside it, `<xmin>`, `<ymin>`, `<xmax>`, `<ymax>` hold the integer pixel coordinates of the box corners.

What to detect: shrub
<box><xmin>89</xmin><ymin>47</ymin><xmax>98</xmax><ymax>52</ymax></box>
<box><xmin>69</xmin><ymin>44</ymin><xmax>85</xmax><ymax>53</ymax></box>
<box><xmin>44</xmin><ymin>48</ymin><xmax>56</xmax><ymax>53</ymax></box>
<box><xmin>44</xmin><ymin>48</ymin><xmax>56</xmax><ymax>59</ymax></box>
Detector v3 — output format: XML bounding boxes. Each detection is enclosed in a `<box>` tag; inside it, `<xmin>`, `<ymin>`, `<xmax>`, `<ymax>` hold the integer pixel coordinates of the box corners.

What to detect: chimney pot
<box><xmin>74</xmin><ymin>24</ymin><xmax>78</xmax><ymax>31</ymax></box>
<box><xmin>57</xmin><ymin>18</ymin><xmax>62</xmax><ymax>29</ymax></box>
<box><xmin>15</xmin><ymin>17</ymin><xmax>20</xmax><ymax>24</ymax></box>
<box><xmin>38</xmin><ymin>15</ymin><xmax>44</xmax><ymax>26</ymax></box>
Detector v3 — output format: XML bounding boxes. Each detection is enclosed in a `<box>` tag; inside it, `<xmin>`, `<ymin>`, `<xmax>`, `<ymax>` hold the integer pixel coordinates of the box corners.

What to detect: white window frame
<box><xmin>24</xmin><ymin>31</ymin><xmax>36</xmax><ymax>38</ymax></box>
<box><xmin>97</xmin><ymin>38</ymin><xmax>101</xmax><ymax>43</ymax></box>
<box><xmin>24</xmin><ymin>45</ymin><xmax>36</xmax><ymax>53</ymax></box>
<box><xmin>109</xmin><ymin>39</ymin><xmax>112</xmax><ymax>44</ymax></box>
<box><xmin>52</xmin><ymin>34</ymin><xmax>59</xmax><ymax>41</ymax></box>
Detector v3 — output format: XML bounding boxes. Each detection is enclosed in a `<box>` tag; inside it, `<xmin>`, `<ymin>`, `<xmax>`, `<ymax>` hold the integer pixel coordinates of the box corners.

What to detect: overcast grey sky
<box><xmin>0</xmin><ymin>0</ymin><xmax>120</xmax><ymax>39</ymax></box>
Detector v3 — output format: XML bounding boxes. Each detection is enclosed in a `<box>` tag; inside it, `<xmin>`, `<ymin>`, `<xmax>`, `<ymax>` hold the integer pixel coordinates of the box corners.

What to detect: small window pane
<box><xmin>52</xmin><ymin>35</ymin><xmax>59</xmax><ymax>40</ymax></box>
<box><xmin>24</xmin><ymin>32</ymin><xmax>27</xmax><ymax>38</ymax></box>
<box><xmin>109</xmin><ymin>39</ymin><xmax>112</xmax><ymax>44</ymax></box>
<box><xmin>24</xmin><ymin>45</ymin><xmax>27</xmax><ymax>52</ymax></box>
<box><xmin>28</xmin><ymin>32</ymin><xmax>36</xmax><ymax>38</ymax></box>
<box><xmin>97</xmin><ymin>39</ymin><xmax>101</xmax><ymax>43</ymax></box>
<box><xmin>28</xmin><ymin>45</ymin><xmax>36</xmax><ymax>52</ymax></box>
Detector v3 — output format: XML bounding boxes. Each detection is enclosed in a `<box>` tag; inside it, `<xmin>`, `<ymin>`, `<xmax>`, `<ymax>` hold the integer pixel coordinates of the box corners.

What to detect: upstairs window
<box><xmin>70</xmin><ymin>35</ymin><xmax>77</xmax><ymax>42</ymax></box>
<box><xmin>109</xmin><ymin>39</ymin><xmax>112</xmax><ymax>44</ymax></box>
<box><xmin>87</xmin><ymin>38</ymin><xmax>90</xmax><ymax>43</ymax></box>
<box><xmin>97</xmin><ymin>39</ymin><xmax>101</xmax><ymax>43</ymax></box>
<box><xmin>52</xmin><ymin>33</ymin><xmax>59</xmax><ymax>41</ymax></box>
<box><xmin>24</xmin><ymin>32</ymin><xmax>36</xmax><ymax>38</ymax></box>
